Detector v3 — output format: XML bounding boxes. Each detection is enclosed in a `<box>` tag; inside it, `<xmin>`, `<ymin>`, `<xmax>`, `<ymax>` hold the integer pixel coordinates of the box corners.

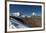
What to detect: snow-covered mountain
<box><xmin>10</xmin><ymin>17</ymin><xmax>28</xmax><ymax>29</ymax></box>
<box><xmin>10</xmin><ymin>12</ymin><xmax>20</xmax><ymax>17</ymax></box>
<box><xmin>32</xmin><ymin>12</ymin><xmax>36</xmax><ymax>16</ymax></box>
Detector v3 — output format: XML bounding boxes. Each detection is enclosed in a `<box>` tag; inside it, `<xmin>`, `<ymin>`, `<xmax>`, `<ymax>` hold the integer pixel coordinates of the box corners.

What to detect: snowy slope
<box><xmin>9</xmin><ymin>17</ymin><xmax>28</xmax><ymax>29</ymax></box>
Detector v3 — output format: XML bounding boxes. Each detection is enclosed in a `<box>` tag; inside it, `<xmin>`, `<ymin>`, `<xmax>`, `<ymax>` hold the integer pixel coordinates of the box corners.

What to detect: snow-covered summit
<box><xmin>32</xmin><ymin>12</ymin><xmax>36</xmax><ymax>16</ymax></box>
<box><xmin>10</xmin><ymin>12</ymin><xmax>21</xmax><ymax>17</ymax></box>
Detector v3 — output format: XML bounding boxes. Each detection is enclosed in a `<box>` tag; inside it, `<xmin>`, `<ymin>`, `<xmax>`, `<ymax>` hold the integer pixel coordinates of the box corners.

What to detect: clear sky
<box><xmin>10</xmin><ymin>4</ymin><xmax>42</xmax><ymax>16</ymax></box>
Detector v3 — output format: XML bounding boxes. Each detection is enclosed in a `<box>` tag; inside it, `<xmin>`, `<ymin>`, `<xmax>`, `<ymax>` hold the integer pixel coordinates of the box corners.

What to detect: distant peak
<box><xmin>32</xmin><ymin>12</ymin><xmax>36</xmax><ymax>16</ymax></box>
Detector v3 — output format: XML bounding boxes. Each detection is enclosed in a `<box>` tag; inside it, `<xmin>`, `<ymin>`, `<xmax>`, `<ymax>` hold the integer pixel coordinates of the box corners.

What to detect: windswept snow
<box><xmin>9</xmin><ymin>18</ymin><xmax>28</xmax><ymax>29</ymax></box>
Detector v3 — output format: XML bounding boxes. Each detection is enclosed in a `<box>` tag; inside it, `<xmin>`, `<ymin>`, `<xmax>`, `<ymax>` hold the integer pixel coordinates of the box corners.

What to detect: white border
<box><xmin>7</xmin><ymin>1</ymin><xmax>44</xmax><ymax>32</ymax></box>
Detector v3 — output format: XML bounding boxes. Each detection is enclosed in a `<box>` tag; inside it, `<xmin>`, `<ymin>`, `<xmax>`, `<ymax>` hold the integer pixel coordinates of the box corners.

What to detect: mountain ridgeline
<box><xmin>10</xmin><ymin>15</ymin><xmax>41</xmax><ymax>27</ymax></box>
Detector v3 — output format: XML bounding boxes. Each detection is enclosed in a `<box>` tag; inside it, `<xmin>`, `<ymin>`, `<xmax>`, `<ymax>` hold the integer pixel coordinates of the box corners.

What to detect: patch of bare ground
<box><xmin>21</xmin><ymin>16</ymin><xmax>42</xmax><ymax>27</ymax></box>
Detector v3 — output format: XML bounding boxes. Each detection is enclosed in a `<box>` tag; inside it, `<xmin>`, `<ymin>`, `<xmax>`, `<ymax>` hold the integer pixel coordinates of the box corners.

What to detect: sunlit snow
<box><xmin>9</xmin><ymin>17</ymin><xmax>28</xmax><ymax>29</ymax></box>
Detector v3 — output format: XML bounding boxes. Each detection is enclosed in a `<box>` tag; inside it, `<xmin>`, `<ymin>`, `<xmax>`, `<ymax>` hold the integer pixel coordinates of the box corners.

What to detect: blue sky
<box><xmin>10</xmin><ymin>4</ymin><xmax>42</xmax><ymax>16</ymax></box>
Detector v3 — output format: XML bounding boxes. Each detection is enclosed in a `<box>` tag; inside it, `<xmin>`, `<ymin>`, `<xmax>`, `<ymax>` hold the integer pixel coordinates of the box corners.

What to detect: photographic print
<box><xmin>7</xmin><ymin>1</ymin><xmax>45</xmax><ymax>32</ymax></box>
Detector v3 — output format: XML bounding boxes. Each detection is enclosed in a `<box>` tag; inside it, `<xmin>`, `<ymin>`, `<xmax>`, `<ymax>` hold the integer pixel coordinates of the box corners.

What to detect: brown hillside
<box><xmin>21</xmin><ymin>16</ymin><xmax>42</xmax><ymax>27</ymax></box>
